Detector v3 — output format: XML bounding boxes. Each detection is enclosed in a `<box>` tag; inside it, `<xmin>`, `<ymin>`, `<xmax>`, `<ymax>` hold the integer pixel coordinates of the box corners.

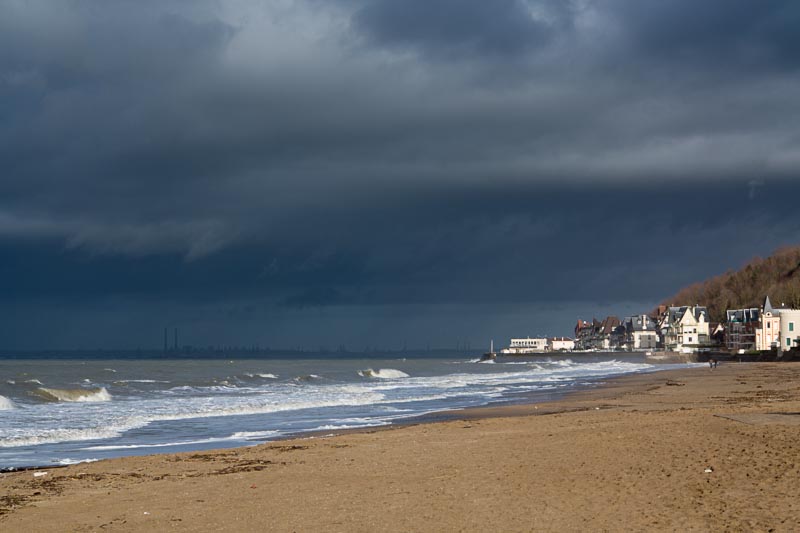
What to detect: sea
<box><xmin>0</xmin><ymin>353</ymin><xmax>695</xmax><ymax>469</ymax></box>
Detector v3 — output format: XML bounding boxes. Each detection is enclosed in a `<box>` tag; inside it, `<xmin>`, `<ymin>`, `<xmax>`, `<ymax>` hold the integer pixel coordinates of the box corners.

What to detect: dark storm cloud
<box><xmin>609</xmin><ymin>0</ymin><xmax>800</xmax><ymax>71</ymax></box>
<box><xmin>1</xmin><ymin>1</ymin><xmax>799</xmax><ymax>348</ymax></box>
<box><xmin>352</xmin><ymin>0</ymin><xmax>571</xmax><ymax>58</ymax></box>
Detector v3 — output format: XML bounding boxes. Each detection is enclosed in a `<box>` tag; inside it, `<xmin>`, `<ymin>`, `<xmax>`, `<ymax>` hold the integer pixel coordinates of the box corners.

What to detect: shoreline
<box><xmin>0</xmin><ymin>358</ymin><xmax>674</xmax><ymax>472</ymax></box>
<box><xmin>3</xmin><ymin>362</ymin><xmax>800</xmax><ymax>531</ymax></box>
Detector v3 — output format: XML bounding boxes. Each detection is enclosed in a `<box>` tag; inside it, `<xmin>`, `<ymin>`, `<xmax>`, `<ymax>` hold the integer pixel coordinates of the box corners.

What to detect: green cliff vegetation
<box><xmin>661</xmin><ymin>246</ymin><xmax>800</xmax><ymax>323</ymax></box>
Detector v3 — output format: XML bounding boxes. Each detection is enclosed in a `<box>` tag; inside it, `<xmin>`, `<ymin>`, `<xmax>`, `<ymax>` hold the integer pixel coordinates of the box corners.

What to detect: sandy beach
<box><xmin>2</xmin><ymin>362</ymin><xmax>800</xmax><ymax>532</ymax></box>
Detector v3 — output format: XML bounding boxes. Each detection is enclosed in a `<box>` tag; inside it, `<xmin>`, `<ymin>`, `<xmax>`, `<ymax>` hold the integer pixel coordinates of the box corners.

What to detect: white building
<box><xmin>549</xmin><ymin>337</ymin><xmax>575</xmax><ymax>351</ymax></box>
<box><xmin>661</xmin><ymin>306</ymin><xmax>710</xmax><ymax>352</ymax></box>
<box><xmin>778</xmin><ymin>308</ymin><xmax>800</xmax><ymax>351</ymax></box>
<box><xmin>755</xmin><ymin>296</ymin><xmax>781</xmax><ymax>351</ymax></box>
<box><xmin>501</xmin><ymin>337</ymin><xmax>548</xmax><ymax>354</ymax></box>
<box><xmin>623</xmin><ymin>315</ymin><xmax>658</xmax><ymax>350</ymax></box>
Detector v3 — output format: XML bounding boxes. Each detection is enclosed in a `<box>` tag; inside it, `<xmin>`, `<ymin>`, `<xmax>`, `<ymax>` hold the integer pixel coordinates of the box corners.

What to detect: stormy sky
<box><xmin>2</xmin><ymin>0</ymin><xmax>800</xmax><ymax>350</ymax></box>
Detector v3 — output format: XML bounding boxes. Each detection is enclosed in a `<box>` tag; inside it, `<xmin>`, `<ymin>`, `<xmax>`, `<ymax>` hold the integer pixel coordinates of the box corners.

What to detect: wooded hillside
<box><xmin>661</xmin><ymin>246</ymin><xmax>800</xmax><ymax>322</ymax></box>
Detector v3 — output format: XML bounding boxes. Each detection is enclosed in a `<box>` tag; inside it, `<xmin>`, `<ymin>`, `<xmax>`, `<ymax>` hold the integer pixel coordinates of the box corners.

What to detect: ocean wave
<box><xmin>293</xmin><ymin>374</ymin><xmax>322</xmax><ymax>382</ymax></box>
<box><xmin>168</xmin><ymin>384</ymin><xmax>240</xmax><ymax>394</ymax></box>
<box><xmin>56</xmin><ymin>458</ymin><xmax>99</xmax><ymax>465</ymax></box>
<box><xmin>24</xmin><ymin>379</ymin><xmax>43</xmax><ymax>385</ymax></box>
<box><xmin>81</xmin><ymin>437</ymin><xmax>236</xmax><ymax>451</ymax></box>
<box><xmin>113</xmin><ymin>379</ymin><xmax>171</xmax><ymax>384</ymax></box>
<box><xmin>0</xmin><ymin>395</ymin><xmax>14</xmax><ymax>410</ymax></box>
<box><xmin>312</xmin><ymin>421</ymin><xmax>390</xmax><ymax>431</ymax></box>
<box><xmin>0</xmin><ymin>389</ymin><xmax>388</xmax><ymax>449</ymax></box>
<box><xmin>230</xmin><ymin>430</ymin><xmax>281</xmax><ymax>440</ymax></box>
<box><xmin>357</xmin><ymin>368</ymin><xmax>410</xmax><ymax>379</ymax></box>
<box><xmin>0</xmin><ymin>425</ymin><xmax>125</xmax><ymax>448</ymax></box>
<box><xmin>243</xmin><ymin>373</ymin><xmax>278</xmax><ymax>379</ymax></box>
<box><xmin>33</xmin><ymin>387</ymin><xmax>112</xmax><ymax>403</ymax></box>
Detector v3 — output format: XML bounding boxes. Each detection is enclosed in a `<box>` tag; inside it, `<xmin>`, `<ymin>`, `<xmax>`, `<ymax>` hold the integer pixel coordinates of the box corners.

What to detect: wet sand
<box><xmin>2</xmin><ymin>362</ymin><xmax>800</xmax><ymax>532</ymax></box>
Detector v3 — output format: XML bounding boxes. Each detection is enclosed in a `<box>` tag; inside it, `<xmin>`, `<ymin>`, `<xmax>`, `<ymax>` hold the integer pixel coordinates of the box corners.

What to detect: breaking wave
<box><xmin>0</xmin><ymin>426</ymin><xmax>126</xmax><ymax>448</ymax></box>
<box><xmin>0</xmin><ymin>392</ymin><xmax>386</xmax><ymax>448</ymax></box>
<box><xmin>358</xmin><ymin>368</ymin><xmax>410</xmax><ymax>379</ymax></box>
<box><xmin>33</xmin><ymin>387</ymin><xmax>112</xmax><ymax>403</ymax></box>
<box><xmin>0</xmin><ymin>395</ymin><xmax>14</xmax><ymax>410</ymax></box>
<box><xmin>57</xmin><ymin>458</ymin><xmax>99</xmax><ymax>465</ymax></box>
<box><xmin>293</xmin><ymin>374</ymin><xmax>322</xmax><ymax>382</ymax></box>
<box><xmin>114</xmin><ymin>379</ymin><xmax>170</xmax><ymax>384</ymax></box>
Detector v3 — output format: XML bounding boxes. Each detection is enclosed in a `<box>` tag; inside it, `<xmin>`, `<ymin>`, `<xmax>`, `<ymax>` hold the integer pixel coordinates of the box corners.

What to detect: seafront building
<box><xmin>574</xmin><ymin>320</ymin><xmax>593</xmax><ymax>350</ymax></box>
<box><xmin>573</xmin><ymin>315</ymin><xmax>656</xmax><ymax>351</ymax></box>
<box><xmin>501</xmin><ymin>337</ymin><xmax>549</xmax><ymax>354</ymax></box>
<box><xmin>725</xmin><ymin>307</ymin><xmax>760</xmax><ymax>352</ymax></box>
<box><xmin>499</xmin><ymin>337</ymin><xmax>577</xmax><ymax>354</ymax></box>
<box><xmin>549</xmin><ymin>337</ymin><xmax>575</xmax><ymax>351</ymax></box>
<box><xmin>622</xmin><ymin>315</ymin><xmax>659</xmax><ymax>350</ymax></box>
<box><xmin>754</xmin><ymin>296</ymin><xmax>780</xmax><ymax>351</ymax></box>
<box><xmin>723</xmin><ymin>296</ymin><xmax>800</xmax><ymax>352</ymax></box>
<box><xmin>659</xmin><ymin>306</ymin><xmax>711</xmax><ymax>352</ymax></box>
<box><xmin>561</xmin><ymin>295</ymin><xmax>800</xmax><ymax>355</ymax></box>
<box><xmin>778</xmin><ymin>308</ymin><xmax>800</xmax><ymax>350</ymax></box>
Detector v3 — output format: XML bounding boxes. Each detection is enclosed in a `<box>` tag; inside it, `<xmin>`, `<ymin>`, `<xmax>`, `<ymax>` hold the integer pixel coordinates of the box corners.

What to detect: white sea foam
<box><xmin>82</xmin><ymin>437</ymin><xmax>235</xmax><ymax>451</ymax></box>
<box><xmin>0</xmin><ymin>426</ymin><xmax>126</xmax><ymax>448</ymax></box>
<box><xmin>230</xmin><ymin>430</ymin><xmax>281</xmax><ymax>440</ymax></box>
<box><xmin>114</xmin><ymin>379</ymin><xmax>171</xmax><ymax>384</ymax></box>
<box><xmin>56</xmin><ymin>458</ymin><xmax>99</xmax><ymax>465</ymax></box>
<box><xmin>0</xmin><ymin>390</ymin><xmax>387</xmax><ymax>448</ymax></box>
<box><xmin>24</xmin><ymin>379</ymin><xmax>43</xmax><ymax>385</ymax></box>
<box><xmin>244</xmin><ymin>373</ymin><xmax>278</xmax><ymax>379</ymax></box>
<box><xmin>358</xmin><ymin>368</ymin><xmax>410</xmax><ymax>379</ymax></box>
<box><xmin>168</xmin><ymin>384</ymin><xmax>240</xmax><ymax>394</ymax></box>
<box><xmin>313</xmin><ymin>421</ymin><xmax>389</xmax><ymax>431</ymax></box>
<box><xmin>0</xmin><ymin>395</ymin><xmax>14</xmax><ymax>410</ymax></box>
<box><xmin>34</xmin><ymin>387</ymin><xmax>112</xmax><ymax>403</ymax></box>
<box><xmin>293</xmin><ymin>374</ymin><xmax>322</xmax><ymax>382</ymax></box>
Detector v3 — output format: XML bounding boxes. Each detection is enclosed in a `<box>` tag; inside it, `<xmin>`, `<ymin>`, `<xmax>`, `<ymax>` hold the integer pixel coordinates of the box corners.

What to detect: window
<box><xmin>791</xmin><ymin>322</ymin><xmax>795</xmax><ymax>332</ymax></box>
<box><xmin>768</xmin><ymin>323</ymin><xmax>771</xmax><ymax>329</ymax></box>
<box><xmin>788</xmin><ymin>338</ymin><xmax>792</xmax><ymax>347</ymax></box>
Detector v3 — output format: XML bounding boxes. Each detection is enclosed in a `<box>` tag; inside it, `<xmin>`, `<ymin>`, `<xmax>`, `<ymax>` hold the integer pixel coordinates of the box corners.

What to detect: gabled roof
<box><xmin>765</xmin><ymin>296</ymin><xmax>774</xmax><ymax>314</ymax></box>
<box><xmin>667</xmin><ymin>305</ymin><xmax>708</xmax><ymax>324</ymax></box>
<box><xmin>600</xmin><ymin>316</ymin><xmax>621</xmax><ymax>334</ymax></box>
<box><xmin>624</xmin><ymin>314</ymin><xmax>656</xmax><ymax>332</ymax></box>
